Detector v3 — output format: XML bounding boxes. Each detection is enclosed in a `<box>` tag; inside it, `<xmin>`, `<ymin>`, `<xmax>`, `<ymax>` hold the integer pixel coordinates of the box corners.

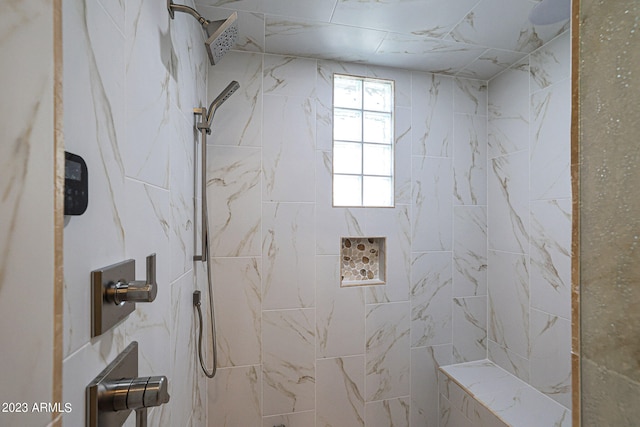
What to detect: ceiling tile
<box><xmin>331</xmin><ymin>0</ymin><xmax>481</xmax><ymax>39</ymax></box>
<box><xmin>265</xmin><ymin>17</ymin><xmax>388</xmax><ymax>63</ymax></box>
<box><xmin>447</xmin><ymin>0</ymin><xmax>569</xmax><ymax>53</ymax></box>
<box><xmin>198</xmin><ymin>0</ymin><xmax>337</xmax><ymax>21</ymax></box>
<box><xmin>455</xmin><ymin>49</ymin><xmax>527</xmax><ymax>80</ymax></box>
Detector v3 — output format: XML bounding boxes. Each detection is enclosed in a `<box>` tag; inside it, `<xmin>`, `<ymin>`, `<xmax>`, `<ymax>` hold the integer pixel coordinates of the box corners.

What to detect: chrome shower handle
<box><xmin>106</xmin><ymin>254</ymin><xmax>157</xmax><ymax>304</ymax></box>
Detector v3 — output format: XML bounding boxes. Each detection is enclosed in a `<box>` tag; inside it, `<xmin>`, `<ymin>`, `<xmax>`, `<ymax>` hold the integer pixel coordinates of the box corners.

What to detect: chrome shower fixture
<box><xmin>167</xmin><ymin>1</ymin><xmax>238</xmax><ymax>65</ymax></box>
<box><xmin>198</xmin><ymin>80</ymin><xmax>240</xmax><ymax>135</ymax></box>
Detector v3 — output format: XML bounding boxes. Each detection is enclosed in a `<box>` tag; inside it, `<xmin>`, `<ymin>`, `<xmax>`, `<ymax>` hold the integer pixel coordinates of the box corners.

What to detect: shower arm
<box><xmin>167</xmin><ymin>1</ymin><xmax>210</xmax><ymax>27</ymax></box>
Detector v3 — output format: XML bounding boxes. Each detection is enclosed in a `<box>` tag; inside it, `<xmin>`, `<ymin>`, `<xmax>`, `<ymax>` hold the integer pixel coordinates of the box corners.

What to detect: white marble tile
<box><xmin>375</xmin><ymin>34</ymin><xmax>486</xmax><ymax>75</ymax></box>
<box><xmin>169</xmin><ymin>110</ymin><xmax>195</xmax><ymax>281</ymax></box>
<box><xmin>487</xmin><ymin>340</ymin><xmax>530</xmax><ymax>384</ymax></box>
<box><xmin>530</xmin><ymin>32</ymin><xmax>571</xmax><ymax>92</ymax></box>
<box><xmin>438</xmin><ymin>372</ymin><xmax>476</xmax><ymax>419</ymax></box>
<box><xmin>212</xmin><ymin>257</ymin><xmax>262</xmax><ymax>367</ymax></box>
<box><xmin>394</xmin><ymin>107</ymin><xmax>413</xmax><ymax>205</ymax></box>
<box><xmin>207</xmin><ymin>146</ymin><xmax>262</xmax><ymax>257</ymax></box>
<box><xmin>332</xmin><ymin>0</ymin><xmax>479</xmax><ymax>39</ymax></box>
<box><xmin>411</xmin><ymin>72</ymin><xmax>454</xmax><ymax>157</ymax></box>
<box><xmin>411</xmin><ymin>252</ymin><xmax>453</xmax><ymax>347</ymax></box>
<box><xmin>456</xmin><ymin>49</ymin><xmax>527</xmax><ymax>81</ymax></box>
<box><xmin>263</xmin><ymin>54</ymin><xmax>317</xmax><ymax>98</ymax></box>
<box><xmin>63</xmin><ymin>0</ymin><xmax>128</xmax><ymax>356</ymax></box>
<box><xmin>453</xmin><ymin>206</ymin><xmax>488</xmax><ymax>297</ymax></box>
<box><xmin>262</xmin><ymin>309</ymin><xmax>315</xmax><ymax>416</ymax></box>
<box><xmin>365</xmin><ymin>302</ymin><xmax>411</xmax><ymax>402</ymax></box>
<box><xmin>207</xmin><ymin>51</ymin><xmax>263</xmax><ymax>147</ymax></box>
<box><xmin>447</xmin><ymin>0</ymin><xmax>569</xmax><ymax>53</ymax></box>
<box><xmin>262</xmin><ymin>95</ymin><xmax>316</xmax><ymax>202</ymax></box>
<box><xmin>529</xmin><ymin>309</ymin><xmax>572</xmax><ymax>409</ymax></box>
<box><xmin>454</xmin><ymin>113</ymin><xmax>487</xmax><ymax>206</ymax></box>
<box><xmin>488</xmin><ymin>151</ymin><xmax>530</xmax><ymax>254</ymax></box>
<box><xmin>315</xmin><ymin>151</ymin><xmax>367</xmax><ymax>255</ymax></box>
<box><xmin>530</xmin><ymin>79</ymin><xmax>571</xmax><ymax>200</ymax></box>
<box><xmin>482</xmin><ymin>386</ymin><xmax>571</xmax><ymax>427</ymax></box>
<box><xmin>262</xmin><ymin>411</ymin><xmax>316</xmax><ymax>427</ymax></box>
<box><xmin>412</xmin><ymin>157</ymin><xmax>453</xmax><ymax>252</ymax></box>
<box><xmin>208</xmin><ymin>365</ymin><xmax>262</xmax><ymax>427</ymax></box>
<box><xmin>364</xmin><ymin>206</ymin><xmax>411</xmax><ymax>304</ymax></box>
<box><xmin>440</xmin><ymin>360</ymin><xmax>526</xmax><ymax>398</ymax></box>
<box><xmin>411</xmin><ymin>345</ymin><xmax>453</xmax><ymax>427</ymax></box>
<box><xmin>453</xmin><ymin>297</ymin><xmax>488</xmax><ymax>363</ymax></box>
<box><xmin>488</xmin><ymin>61</ymin><xmax>530</xmax><ymax>158</ymax></box>
<box><xmin>265</xmin><ymin>16</ymin><xmax>387</xmax><ymax>63</ymax></box>
<box><xmin>439</xmin><ymin>394</ymin><xmax>473</xmax><ymax>427</ymax></box>
<box><xmin>125</xmin><ymin>0</ymin><xmax>173</xmax><ymax>188</ymax></box>
<box><xmin>262</xmin><ymin>203</ymin><xmax>316</xmax><ymax>309</ymax></box>
<box><xmin>316</xmin><ymin>356</ymin><xmax>365</xmax><ymax>427</ymax></box>
<box><xmin>365</xmin><ymin>396</ymin><xmax>410</xmax><ymax>427</ymax></box>
<box><xmin>454</xmin><ymin>78</ymin><xmax>488</xmax><ymax>116</ymax></box>
<box><xmin>530</xmin><ymin>199</ymin><xmax>572</xmax><ymax>319</ymax></box>
<box><xmin>170</xmin><ymin>273</ymin><xmax>198</xmax><ymax>427</ymax></box>
<box><xmin>316</xmin><ymin>256</ymin><xmax>365</xmax><ymax>358</ymax></box>
<box><xmin>488</xmin><ymin>250</ymin><xmax>530</xmax><ymax>361</ymax></box>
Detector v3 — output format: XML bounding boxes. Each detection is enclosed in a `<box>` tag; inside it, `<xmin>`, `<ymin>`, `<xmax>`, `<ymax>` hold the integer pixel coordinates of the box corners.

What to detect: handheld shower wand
<box><xmin>192</xmin><ymin>81</ymin><xmax>240</xmax><ymax>379</ymax></box>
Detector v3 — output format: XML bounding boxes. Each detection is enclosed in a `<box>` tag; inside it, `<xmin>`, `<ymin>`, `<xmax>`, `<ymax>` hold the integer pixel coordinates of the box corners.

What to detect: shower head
<box><xmin>205</xmin><ymin>81</ymin><xmax>240</xmax><ymax>127</ymax></box>
<box><xmin>204</xmin><ymin>12</ymin><xmax>238</xmax><ymax>66</ymax></box>
<box><xmin>167</xmin><ymin>1</ymin><xmax>238</xmax><ymax>65</ymax></box>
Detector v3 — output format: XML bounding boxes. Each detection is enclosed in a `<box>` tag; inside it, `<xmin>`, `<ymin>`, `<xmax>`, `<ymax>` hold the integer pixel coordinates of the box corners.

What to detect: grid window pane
<box><xmin>333</xmin><ymin>74</ymin><xmax>394</xmax><ymax>207</ymax></box>
<box><xmin>363</xmin><ymin>176</ymin><xmax>393</xmax><ymax>206</ymax></box>
<box><xmin>364</xmin><ymin>80</ymin><xmax>392</xmax><ymax>112</ymax></box>
<box><xmin>334</xmin><ymin>141</ymin><xmax>362</xmax><ymax>174</ymax></box>
<box><xmin>334</xmin><ymin>108</ymin><xmax>362</xmax><ymax>142</ymax></box>
<box><xmin>334</xmin><ymin>175</ymin><xmax>362</xmax><ymax>206</ymax></box>
<box><xmin>363</xmin><ymin>144</ymin><xmax>392</xmax><ymax>176</ymax></box>
<box><xmin>334</xmin><ymin>75</ymin><xmax>363</xmax><ymax>109</ymax></box>
<box><xmin>363</xmin><ymin>111</ymin><xmax>392</xmax><ymax>144</ymax></box>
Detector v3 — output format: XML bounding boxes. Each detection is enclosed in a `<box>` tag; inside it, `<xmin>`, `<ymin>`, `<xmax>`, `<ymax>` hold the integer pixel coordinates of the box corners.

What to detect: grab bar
<box><xmin>194</xmin><ymin>107</ymin><xmax>208</xmax><ymax>263</ymax></box>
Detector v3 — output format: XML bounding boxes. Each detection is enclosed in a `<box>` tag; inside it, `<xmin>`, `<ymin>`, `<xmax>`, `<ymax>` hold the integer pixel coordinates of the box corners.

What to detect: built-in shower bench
<box><xmin>438</xmin><ymin>360</ymin><xmax>571</xmax><ymax>427</ymax></box>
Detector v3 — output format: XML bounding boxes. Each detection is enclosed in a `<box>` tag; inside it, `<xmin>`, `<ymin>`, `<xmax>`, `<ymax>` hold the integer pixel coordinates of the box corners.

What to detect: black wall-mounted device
<box><xmin>64</xmin><ymin>151</ymin><xmax>88</xmax><ymax>216</ymax></box>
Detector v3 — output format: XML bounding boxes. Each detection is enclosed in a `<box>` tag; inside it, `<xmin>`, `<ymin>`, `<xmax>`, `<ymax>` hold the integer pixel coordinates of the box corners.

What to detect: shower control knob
<box><xmin>106</xmin><ymin>254</ymin><xmax>158</xmax><ymax>304</ymax></box>
<box><xmin>103</xmin><ymin>376</ymin><xmax>170</xmax><ymax>412</ymax></box>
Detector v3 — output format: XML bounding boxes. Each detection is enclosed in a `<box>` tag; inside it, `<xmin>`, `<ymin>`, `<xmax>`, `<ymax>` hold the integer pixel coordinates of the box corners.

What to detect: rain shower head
<box><xmin>167</xmin><ymin>1</ymin><xmax>238</xmax><ymax>65</ymax></box>
<box><xmin>204</xmin><ymin>12</ymin><xmax>238</xmax><ymax>66</ymax></box>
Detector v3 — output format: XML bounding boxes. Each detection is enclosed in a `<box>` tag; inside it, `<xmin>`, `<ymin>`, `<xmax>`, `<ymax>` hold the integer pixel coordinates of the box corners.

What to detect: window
<box><xmin>333</xmin><ymin>74</ymin><xmax>394</xmax><ymax>207</ymax></box>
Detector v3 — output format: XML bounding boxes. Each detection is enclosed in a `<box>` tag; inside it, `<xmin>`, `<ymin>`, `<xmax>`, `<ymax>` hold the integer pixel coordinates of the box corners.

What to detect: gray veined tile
<box><xmin>365</xmin><ymin>302</ymin><xmax>411</xmax><ymax>402</ymax></box>
<box><xmin>411</xmin><ymin>72</ymin><xmax>454</xmax><ymax>157</ymax></box>
<box><xmin>488</xmin><ymin>250</ymin><xmax>530</xmax><ymax>366</ymax></box>
<box><xmin>263</xmin><ymin>54</ymin><xmax>317</xmax><ymax>98</ymax></box>
<box><xmin>411</xmin><ymin>345</ymin><xmax>453</xmax><ymax>427</ymax></box>
<box><xmin>375</xmin><ymin>34</ymin><xmax>486</xmax><ymax>75</ymax></box>
<box><xmin>365</xmin><ymin>396</ymin><xmax>410</xmax><ymax>427</ymax></box>
<box><xmin>456</xmin><ymin>49</ymin><xmax>527</xmax><ymax>80</ymax></box>
<box><xmin>262</xmin><ymin>309</ymin><xmax>316</xmax><ymax>416</ymax></box>
<box><xmin>453</xmin><ymin>296</ymin><xmax>488</xmax><ymax>363</ymax></box>
<box><xmin>530</xmin><ymin>199</ymin><xmax>572</xmax><ymax>319</ymax></box>
<box><xmin>454</xmin><ymin>78</ymin><xmax>488</xmax><ymax>116</ymax></box>
<box><xmin>265</xmin><ymin>16</ymin><xmax>388</xmax><ymax>63</ymax></box>
<box><xmin>447</xmin><ymin>0</ymin><xmax>569</xmax><ymax>53</ymax></box>
<box><xmin>488</xmin><ymin>152</ymin><xmax>529</xmax><ymax>254</ymax></box>
<box><xmin>530</xmin><ymin>31</ymin><xmax>571</xmax><ymax>92</ymax></box>
<box><xmin>453</xmin><ymin>206</ymin><xmax>487</xmax><ymax>297</ymax></box>
<box><xmin>332</xmin><ymin>0</ymin><xmax>480</xmax><ymax>39</ymax></box>
<box><xmin>316</xmin><ymin>356</ymin><xmax>365</xmax><ymax>427</ymax></box>
<box><xmin>454</xmin><ymin>113</ymin><xmax>487</xmax><ymax>206</ymax></box>
<box><xmin>208</xmin><ymin>365</ymin><xmax>262</xmax><ymax>427</ymax></box>
<box><xmin>410</xmin><ymin>252</ymin><xmax>453</xmax><ymax>347</ymax></box>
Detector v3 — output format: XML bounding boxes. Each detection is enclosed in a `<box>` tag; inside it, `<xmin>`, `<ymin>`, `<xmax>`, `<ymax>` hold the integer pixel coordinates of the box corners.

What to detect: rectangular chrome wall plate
<box><xmin>86</xmin><ymin>342</ymin><xmax>138</xmax><ymax>427</ymax></box>
<box><xmin>91</xmin><ymin>259</ymin><xmax>136</xmax><ymax>337</ymax></box>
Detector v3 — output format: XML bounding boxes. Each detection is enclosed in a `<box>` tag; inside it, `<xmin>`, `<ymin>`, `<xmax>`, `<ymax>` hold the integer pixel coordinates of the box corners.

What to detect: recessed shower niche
<box><xmin>340</xmin><ymin>237</ymin><xmax>386</xmax><ymax>287</ymax></box>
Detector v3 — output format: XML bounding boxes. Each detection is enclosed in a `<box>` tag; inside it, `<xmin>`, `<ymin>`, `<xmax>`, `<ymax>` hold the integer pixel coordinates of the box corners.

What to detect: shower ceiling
<box><xmin>196</xmin><ymin>0</ymin><xmax>570</xmax><ymax>80</ymax></box>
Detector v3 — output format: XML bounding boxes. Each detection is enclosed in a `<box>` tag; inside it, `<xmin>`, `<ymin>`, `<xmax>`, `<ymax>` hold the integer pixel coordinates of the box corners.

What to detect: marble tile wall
<box><xmin>205</xmin><ymin>37</ymin><xmax>489</xmax><ymax>426</ymax></box>
<box><xmin>487</xmin><ymin>31</ymin><xmax>572</xmax><ymax>409</ymax></box>
<box><xmin>61</xmin><ymin>0</ymin><xmax>207</xmax><ymax>426</ymax></box>
<box><xmin>0</xmin><ymin>2</ymin><xmax>60</xmax><ymax>426</ymax></box>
